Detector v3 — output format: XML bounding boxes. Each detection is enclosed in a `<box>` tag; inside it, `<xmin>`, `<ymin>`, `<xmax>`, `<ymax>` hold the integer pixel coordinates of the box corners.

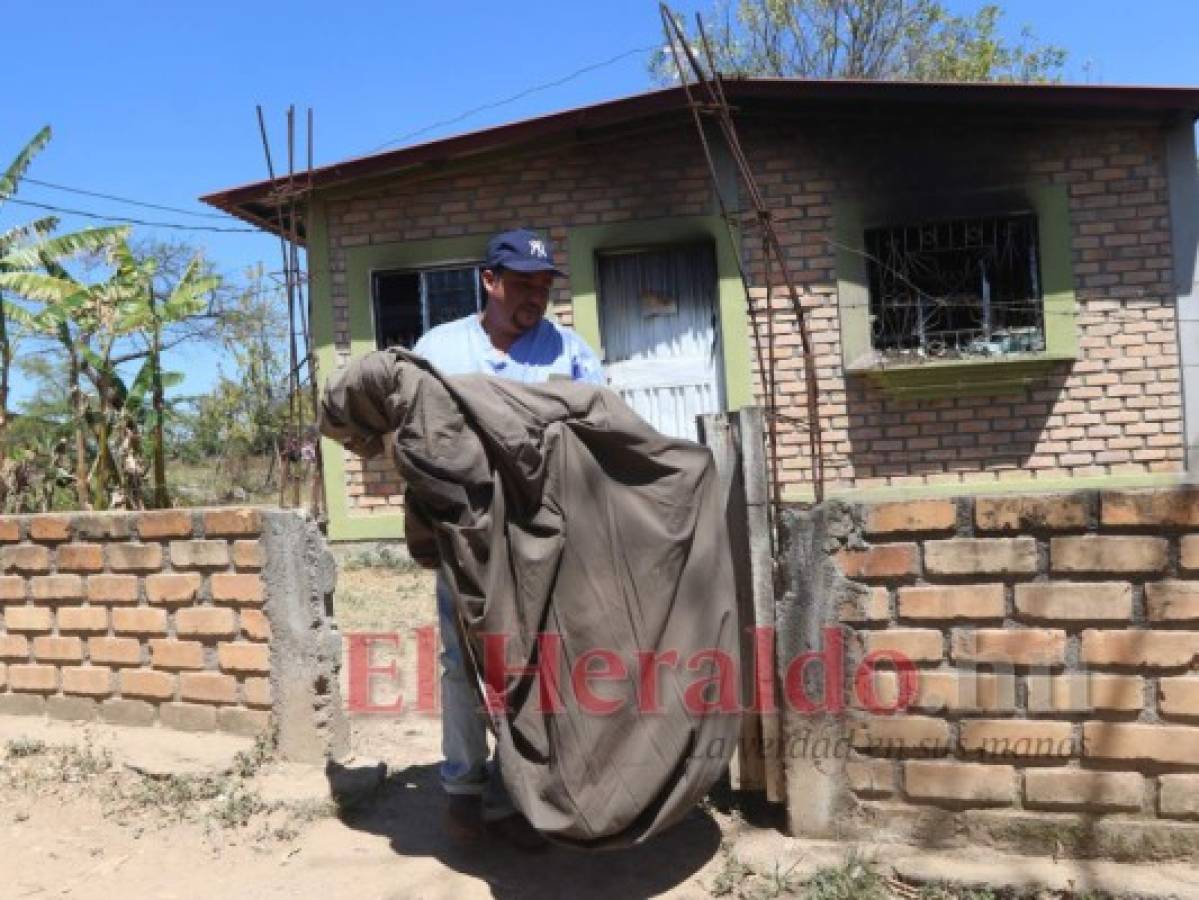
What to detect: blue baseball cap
<box><xmin>484</xmin><ymin>228</ymin><xmax>564</xmax><ymax>276</ymax></box>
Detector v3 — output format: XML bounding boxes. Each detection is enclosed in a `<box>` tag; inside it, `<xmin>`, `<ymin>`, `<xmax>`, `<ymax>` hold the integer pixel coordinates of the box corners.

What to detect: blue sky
<box><xmin>0</xmin><ymin>0</ymin><xmax>1196</xmax><ymax>405</ymax></box>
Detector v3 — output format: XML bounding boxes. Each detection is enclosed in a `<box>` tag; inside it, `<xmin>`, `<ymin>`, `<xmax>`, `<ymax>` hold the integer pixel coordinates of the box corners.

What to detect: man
<box><xmin>409</xmin><ymin>228</ymin><xmax>603</xmax><ymax>851</ymax></box>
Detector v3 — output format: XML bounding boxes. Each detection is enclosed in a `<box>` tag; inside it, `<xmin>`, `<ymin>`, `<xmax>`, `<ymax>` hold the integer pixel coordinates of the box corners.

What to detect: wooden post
<box><xmin>698</xmin><ymin>408</ymin><xmax>781</xmax><ymax>798</ymax></box>
<box><xmin>738</xmin><ymin>407</ymin><xmax>785</xmax><ymax>803</ymax></box>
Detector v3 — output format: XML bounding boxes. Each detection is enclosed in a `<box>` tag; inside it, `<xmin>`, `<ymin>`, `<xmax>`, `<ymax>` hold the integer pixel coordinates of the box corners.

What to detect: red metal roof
<box><xmin>201</xmin><ymin>78</ymin><xmax>1199</xmax><ymax>235</ymax></box>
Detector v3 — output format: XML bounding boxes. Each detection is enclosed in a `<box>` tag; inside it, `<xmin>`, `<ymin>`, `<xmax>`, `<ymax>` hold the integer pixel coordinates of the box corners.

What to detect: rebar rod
<box><xmin>305</xmin><ymin>107</ymin><xmax>325</xmax><ymax>520</ymax></box>
<box><xmin>256</xmin><ymin>105</ymin><xmax>297</xmax><ymax>508</ymax></box>
<box><xmin>286</xmin><ymin>105</ymin><xmax>302</xmax><ymax>508</ymax></box>
<box><xmin>660</xmin><ymin>4</ymin><xmax>825</xmax><ymax>512</ymax></box>
<box><xmin>659</xmin><ymin>7</ymin><xmax>781</xmax><ymax>549</ymax></box>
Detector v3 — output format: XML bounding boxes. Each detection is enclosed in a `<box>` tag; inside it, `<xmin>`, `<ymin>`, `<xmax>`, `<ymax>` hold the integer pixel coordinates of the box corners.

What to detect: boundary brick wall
<box><xmin>0</xmin><ymin>508</ymin><xmax>347</xmax><ymax>759</ymax></box>
<box><xmin>781</xmin><ymin>485</ymin><xmax>1199</xmax><ymax>858</ymax></box>
<box><xmin>320</xmin><ymin>114</ymin><xmax>1184</xmax><ymax>513</ymax></box>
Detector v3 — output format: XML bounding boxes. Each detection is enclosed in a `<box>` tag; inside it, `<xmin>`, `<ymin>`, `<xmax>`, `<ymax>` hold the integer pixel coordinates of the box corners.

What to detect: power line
<box><xmin>20</xmin><ymin>177</ymin><xmax>234</xmax><ymax>220</ymax></box>
<box><xmin>1</xmin><ymin>196</ymin><xmax>258</xmax><ymax>234</ymax></box>
<box><xmin>369</xmin><ymin>43</ymin><xmax>659</xmax><ymax>153</ymax></box>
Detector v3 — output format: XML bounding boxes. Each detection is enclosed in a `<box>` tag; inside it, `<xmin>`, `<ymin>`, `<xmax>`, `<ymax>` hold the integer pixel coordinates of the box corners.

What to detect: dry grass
<box><xmin>168</xmin><ymin>455</ymin><xmax>319</xmax><ymax>508</ymax></box>
<box><xmin>0</xmin><ymin>729</ymin><xmax>339</xmax><ymax>855</ymax></box>
<box><xmin>333</xmin><ymin>563</ymin><xmax>436</xmax><ymax>635</ymax></box>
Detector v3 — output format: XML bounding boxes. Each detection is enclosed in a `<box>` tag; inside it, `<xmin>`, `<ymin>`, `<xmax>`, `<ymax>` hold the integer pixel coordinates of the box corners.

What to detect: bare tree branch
<box><xmin>652</xmin><ymin>0</ymin><xmax>1067</xmax><ymax>83</ymax></box>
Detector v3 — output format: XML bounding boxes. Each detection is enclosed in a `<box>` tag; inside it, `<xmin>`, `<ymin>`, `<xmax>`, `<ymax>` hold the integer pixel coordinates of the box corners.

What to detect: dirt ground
<box><xmin>2</xmin><ymin>562</ymin><xmax>1197</xmax><ymax>899</ymax></box>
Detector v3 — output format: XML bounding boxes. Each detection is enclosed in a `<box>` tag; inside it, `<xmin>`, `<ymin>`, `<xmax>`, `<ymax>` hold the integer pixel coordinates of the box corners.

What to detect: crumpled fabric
<box><xmin>320</xmin><ymin>347</ymin><xmax>740</xmax><ymax>849</ymax></box>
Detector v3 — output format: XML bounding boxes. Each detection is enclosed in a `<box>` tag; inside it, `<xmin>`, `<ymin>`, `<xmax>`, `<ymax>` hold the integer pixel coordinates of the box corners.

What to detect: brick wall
<box><xmin>0</xmin><ymin>509</ymin><xmax>271</xmax><ymax>737</ymax></box>
<box><xmin>324</xmin><ymin>121</ymin><xmax>717</xmax><ymax>515</ymax></box>
<box><xmin>792</xmin><ymin>486</ymin><xmax>1199</xmax><ymax>853</ymax></box>
<box><xmin>318</xmin><ymin>113</ymin><xmax>1185</xmax><ymax>513</ymax></box>
<box><xmin>742</xmin><ymin>116</ymin><xmax>1184</xmax><ymax>492</ymax></box>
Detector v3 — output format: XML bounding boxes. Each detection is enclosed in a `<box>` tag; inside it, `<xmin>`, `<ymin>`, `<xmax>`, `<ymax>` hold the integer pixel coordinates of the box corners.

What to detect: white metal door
<box><xmin>598</xmin><ymin>243</ymin><xmax>723</xmax><ymax>441</ymax></box>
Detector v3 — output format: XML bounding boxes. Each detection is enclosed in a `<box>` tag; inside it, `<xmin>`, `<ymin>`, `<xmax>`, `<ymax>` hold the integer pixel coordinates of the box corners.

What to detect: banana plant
<box><xmin>1</xmin><ymin>434</ymin><xmax>72</xmax><ymax>513</ymax></box>
<box><xmin>0</xmin><ymin>238</ymin><xmax>217</xmax><ymax>509</ymax></box>
<box><xmin>0</xmin><ymin>244</ymin><xmax>140</xmax><ymax>508</ymax></box>
<box><xmin>0</xmin><ymin>128</ymin><xmax>51</xmax><ymax>449</ymax></box>
<box><xmin>98</xmin><ymin>344</ymin><xmax>186</xmax><ymax>510</ymax></box>
<box><xmin>106</xmin><ymin>243</ymin><xmax>218</xmax><ymax>507</ymax></box>
<box><xmin>0</xmin><ymin>127</ymin><xmax>127</xmax><ymax>455</ymax></box>
<box><xmin>0</xmin><ymin>251</ymin><xmax>128</xmax><ymax>508</ymax></box>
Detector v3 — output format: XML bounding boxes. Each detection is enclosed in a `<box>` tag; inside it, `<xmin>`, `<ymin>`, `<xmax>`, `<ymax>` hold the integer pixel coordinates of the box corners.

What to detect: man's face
<box><xmin>483</xmin><ymin>268</ymin><xmax>553</xmax><ymax>335</ymax></box>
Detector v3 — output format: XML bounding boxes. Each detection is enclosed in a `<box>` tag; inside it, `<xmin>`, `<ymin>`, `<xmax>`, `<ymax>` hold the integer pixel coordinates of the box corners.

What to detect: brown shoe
<box><xmin>485</xmin><ymin>812</ymin><xmax>549</xmax><ymax>853</ymax></box>
<box><xmin>443</xmin><ymin>795</ymin><xmax>484</xmax><ymax>843</ymax></box>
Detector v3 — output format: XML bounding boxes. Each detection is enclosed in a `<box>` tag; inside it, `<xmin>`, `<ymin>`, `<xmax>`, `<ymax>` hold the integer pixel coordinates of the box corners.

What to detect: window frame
<box><xmin>863</xmin><ymin>211</ymin><xmax>1045</xmax><ymax>356</ymax></box>
<box><xmin>317</xmin><ymin>232</ymin><xmax>492</xmax><ymax>542</ymax></box>
<box><xmin>371</xmin><ymin>260</ymin><xmax>485</xmax><ymax>350</ymax></box>
<box><xmin>835</xmin><ymin>183</ymin><xmax>1078</xmax><ymax>398</ymax></box>
<box><xmin>338</xmin><ymin>234</ymin><xmax>493</xmax><ymax>363</ymax></box>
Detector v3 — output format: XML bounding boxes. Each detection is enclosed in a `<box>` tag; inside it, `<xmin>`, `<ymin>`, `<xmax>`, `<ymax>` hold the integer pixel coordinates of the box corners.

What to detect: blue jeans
<box><xmin>437</xmin><ymin>575</ymin><xmax>514</xmax><ymax>821</ymax></box>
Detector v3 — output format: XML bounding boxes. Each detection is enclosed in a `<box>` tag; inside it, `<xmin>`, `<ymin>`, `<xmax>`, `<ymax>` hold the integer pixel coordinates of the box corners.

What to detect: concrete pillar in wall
<box><xmin>776</xmin><ymin>503</ymin><xmax>859</xmax><ymax>837</ymax></box>
<box><xmin>1166</xmin><ymin>120</ymin><xmax>1199</xmax><ymax>478</ymax></box>
<box><xmin>261</xmin><ymin>510</ymin><xmax>350</xmax><ymax>763</ymax></box>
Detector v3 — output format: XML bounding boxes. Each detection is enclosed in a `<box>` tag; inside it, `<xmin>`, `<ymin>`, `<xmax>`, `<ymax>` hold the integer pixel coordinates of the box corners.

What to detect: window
<box><xmin>372</xmin><ymin>264</ymin><xmax>484</xmax><ymax>349</ymax></box>
<box><xmin>864</xmin><ymin>213</ymin><xmax>1045</xmax><ymax>358</ymax></box>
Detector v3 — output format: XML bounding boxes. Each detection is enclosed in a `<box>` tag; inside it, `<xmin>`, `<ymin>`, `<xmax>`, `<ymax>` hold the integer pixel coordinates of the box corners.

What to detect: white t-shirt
<box><xmin>413</xmin><ymin>314</ymin><xmax>603</xmax><ymax>385</ymax></box>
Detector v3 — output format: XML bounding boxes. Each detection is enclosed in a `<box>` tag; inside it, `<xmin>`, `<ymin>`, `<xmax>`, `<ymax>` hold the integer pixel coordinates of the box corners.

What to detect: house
<box><xmin>203</xmin><ymin>79</ymin><xmax>1199</xmax><ymax>542</ymax></box>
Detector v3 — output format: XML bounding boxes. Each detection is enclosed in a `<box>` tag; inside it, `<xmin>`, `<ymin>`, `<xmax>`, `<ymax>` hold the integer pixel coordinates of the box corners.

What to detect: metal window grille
<box><xmin>864</xmin><ymin>213</ymin><xmax>1045</xmax><ymax>358</ymax></box>
<box><xmin>372</xmin><ymin>263</ymin><xmax>484</xmax><ymax>349</ymax></box>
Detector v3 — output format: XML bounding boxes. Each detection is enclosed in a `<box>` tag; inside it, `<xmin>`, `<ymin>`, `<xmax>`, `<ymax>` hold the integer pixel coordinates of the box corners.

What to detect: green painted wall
<box><xmin>1031</xmin><ymin>183</ymin><xmax>1080</xmax><ymax>360</ymax></box>
<box><xmin>314</xmin><ymin>223</ymin><xmax>494</xmax><ymax>540</ymax></box>
<box><xmin>309</xmin><ymin>198</ymin><xmax>360</xmax><ymax>540</ymax></box>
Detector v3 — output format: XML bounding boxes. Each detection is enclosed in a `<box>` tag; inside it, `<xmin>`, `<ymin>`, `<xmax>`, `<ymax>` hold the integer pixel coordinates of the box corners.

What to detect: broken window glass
<box><xmin>864</xmin><ymin>213</ymin><xmax>1045</xmax><ymax>359</ymax></box>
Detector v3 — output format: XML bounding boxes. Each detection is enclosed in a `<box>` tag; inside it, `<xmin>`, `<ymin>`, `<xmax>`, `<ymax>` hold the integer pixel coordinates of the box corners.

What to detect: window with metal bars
<box><xmin>864</xmin><ymin>212</ymin><xmax>1046</xmax><ymax>358</ymax></box>
<box><xmin>372</xmin><ymin>264</ymin><xmax>485</xmax><ymax>349</ymax></box>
